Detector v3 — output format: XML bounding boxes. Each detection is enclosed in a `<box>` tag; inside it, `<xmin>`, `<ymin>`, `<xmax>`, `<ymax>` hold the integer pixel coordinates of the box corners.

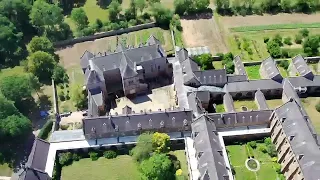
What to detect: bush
<box><xmin>225</xmin><ymin>62</ymin><xmax>235</xmax><ymax>74</ymax></box>
<box><xmin>103</xmin><ymin>150</ymin><xmax>117</xmax><ymax>159</ymax></box>
<box><xmin>89</xmin><ymin>151</ymin><xmax>99</xmax><ymax>161</ymax></box>
<box><xmin>284</xmin><ymin>37</ymin><xmax>292</xmax><ymax>45</ymax></box>
<box><xmin>38</xmin><ymin>120</ymin><xmax>53</xmax><ymax>140</ymax></box>
<box><xmin>59</xmin><ymin>152</ymin><xmax>73</xmax><ymax>166</ymax></box>
<box><xmin>279</xmin><ymin>60</ymin><xmax>289</xmax><ymax>70</ymax></box>
<box><xmin>281</xmin><ymin>49</ymin><xmax>289</xmax><ymax>58</ymax></box>
<box><xmin>295</xmin><ymin>34</ymin><xmax>303</xmax><ymax>44</ymax></box>
<box><xmin>315</xmin><ymin>102</ymin><xmax>320</xmax><ymax>112</ymax></box>
<box><xmin>299</xmin><ymin>28</ymin><xmax>309</xmax><ymax>37</ymax></box>
<box><xmin>274</xmin><ymin>163</ymin><xmax>282</xmax><ymax>174</ymax></box>
<box><xmin>175</xmin><ymin>169</ymin><xmax>183</xmax><ymax>176</ymax></box>
<box><xmin>264</xmin><ymin>37</ymin><xmax>270</xmax><ymax>43</ymax></box>
<box><xmin>258</xmin><ymin>144</ymin><xmax>267</xmax><ymax>153</ymax></box>
<box><xmin>267</xmin><ymin>144</ymin><xmax>277</xmax><ymax>157</ymax></box>
<box><xmin>273</xmin><ymin>34</ymin><xmax>283</xmax><ymax>46</ymax></box>
<box><xmin>72</xmin><ymin>153</ymin><xmax>81</xmax><ymax>161</ymax></box>
<box><xmin>264</xmin><ymin>137</ymin><xmax>272</xmax><ymax>145</ymax></box>
<box><xmin>248</xmin><ymin>141</ymin><xmax>257</xmax><ymax>149</ymax></box>
<box><xmin>193</xmin><ymin>54</ymin><xmax>214</xmax><ymax>70</ymax></box>
<box><xmin>267</xmin><ymin>40</ymin><xmax>281</xmax><ymax>58</ymax></box>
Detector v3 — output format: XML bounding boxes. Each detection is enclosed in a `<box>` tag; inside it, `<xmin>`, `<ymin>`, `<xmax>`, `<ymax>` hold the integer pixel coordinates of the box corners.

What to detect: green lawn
<box><xmin>234</xmin><ymin>100</ymin><xmax>258</xmax><ymax>112</ymax></box>
<box><xmin>301</xmin><ymin>97</ymin><xmax>320</xmax><ymax>133</ymax></box>
<box><xmin>227</xmin><ymin>143</ymin><xmax>279</xmax><ymax>180</ymax></box>
<box><xmin>170</xmin><ymin>150</ymin><xmax>189</xmax><ymax>179</ymax></box>
<box><xmin>266</xmin><ymin>99</ymin><xmax>283</xmax><ymax>109</ymax></box>
<box><xmin>245</xmin><ymin>65</ymin><xmax>261</xmax><ymax>80</ymax></box>
<box><xmin>277</xmin><ymin>66</ymin><xmax>288</xmax><ymax>78</ymax></box>
<box><xmin>61</xmin><ymin>155</ymin><xmax>141</xmax><ymax>180</ymax></box>
<box><xmin>308</xmin><ymin>63</ymin><xmax>319</xmax><ymax>75</ymax></box>
<box><xmin>0</xmin><ymin>163</ymin><xmax>12</xmax><ymax>176</ymax></box>
<box><xmin>213</xmin><ymin>61</ymin><xmax>224</xmax><ymax>69</ymax></box>
<box><xmin>215</xmin><ymin>104</ymin><xmax>226</xmax><ymax>113</ymax></box>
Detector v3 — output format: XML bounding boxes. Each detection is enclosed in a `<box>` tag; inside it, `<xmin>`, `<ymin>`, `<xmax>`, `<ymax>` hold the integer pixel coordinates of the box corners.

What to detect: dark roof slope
<box><xmin>187</xmin><ymin>92</ymin><xmax>205</xmax><ymax>118</ymax></box>
<box><xmin>288</xmin><ymin>75</ymin><xmax>320</xmax><ymax>87</ymax></box>
<box><xmin>223</xmin><ymin>93</ymin><xmax>235</xmax><ymax>112</ymax></box>
<box><xmin>25</xmin><ymin>139</ymin><xmax>50</xmax><ymax>171</ymax></box>
<box><xmin>274</xmin><ymin>100</ymin><xmax>320</xmax><ymax>180</ymax></box>
<box><xmin>191</xmin><ymin>115</ymin><xmax>230</xmax><ymax>180</ymax></box>
<box><xmin>18</xmin><ymin>168</ymin><xmax>51</xmax><ymax>180</ymax></box>
<box><xmin>233</xmin><ymin>55</ymin><xmax>247</xmax><ymax>76</ymax></box>
<box><xmin>292</xmin><ymin>55</ymin><xmax>313</xmax><ymax>78</ymax></box>
<box><xmin>261</xmin><ymin>57</ymin><xmax>282</xmax><ymax>81</ymax></box>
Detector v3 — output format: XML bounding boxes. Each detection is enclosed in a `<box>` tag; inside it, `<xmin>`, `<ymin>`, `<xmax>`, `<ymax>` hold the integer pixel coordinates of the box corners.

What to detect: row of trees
<box><xmin>216</xmin><ymin>0</ymin><xmax>320</xmax><ymax>16</ymax></box>
<box><xmin>174</xmin><ymin>0</ymin><xmax>210</xmax><ymax>16</ymax></box>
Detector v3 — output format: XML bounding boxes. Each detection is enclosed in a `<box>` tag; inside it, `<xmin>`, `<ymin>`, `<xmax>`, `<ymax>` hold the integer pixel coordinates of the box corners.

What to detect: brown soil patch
<box><xmin>181</xmin><ymin>18</ymin><xmax>228</xmax><ymax>53</ymax></box>
<box><xmin>222</xmin><ymin>13</ymin><xmax>320</xmax><ymax>29</ymax></box>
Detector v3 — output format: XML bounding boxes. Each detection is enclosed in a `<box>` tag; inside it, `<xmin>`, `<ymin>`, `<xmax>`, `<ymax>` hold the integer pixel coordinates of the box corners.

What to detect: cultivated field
<box><xmin>221</xmin><ymin>13</ymin><xmax>320</xmax><ymax>29</ymax></box>
<box><xmin>180</xmin><ymin>18</ymin><xmax>228</xmax><ymax>54</ymax></box>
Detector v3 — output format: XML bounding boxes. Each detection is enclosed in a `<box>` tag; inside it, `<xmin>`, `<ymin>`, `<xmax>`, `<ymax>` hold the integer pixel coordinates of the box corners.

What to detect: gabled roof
<box><xmin>191</xmin><ymin>115</ymin><xmax>230</xmax><ymax>180</ymax></box>
<box><xmin>187</xmin><ymin>92</ymin><xmax>205</xmax><ymax>118</ymax></box>
<box><xmin>80</xmin><ymin>50</ymin><xmax>94</xmax><ymax>69</ymax></box>
<box><xmin>224</xmin><ymin>79</ymin><xmax>282</xmax><ymax>92</ymax></box>
<box><xmin>18</xmin><ymin>168</ymin><xmax>50</xmax><ymax>180</ymax></box>
<box><xmin>146</xmin><ymin>35</ymin><xmax>160</xmax><ymax>45</ymax></box>
<box><xmin>122</xmin><ymin>105</ymin><xmax>132</xmax><ymax>114</ymax></box>
<box><xmin>292</xmin><ymin>55</ymin><xmax>313</xmax><ymax>78</ymax></box>
<box><xmin>25</xmin><ymin>139</ymin><xmax>50</xmax><ymax>171</ymax></box>
<box><xmin>223</xmin><ymin>93</ymin><xmax>235</xmax><ymax>112</ymax></box>
<box><xmin>261</xmin><ymin>57</ymin><xmax>282</xmax><ymax>81</ymax></box>
<box><xmin>233</xmin><ymin>55</ymin><xmax>247</xmax><ymax>76</ymax></box>
<box><xmin>273</xmin><ymin>100</ymin><xmax>320</xmax><ymax>180</ymax></box>
<box><xmin>185</xmin><ymin>70</ymin><xmax>227</xmax><ymax>87</ymax></box>
<box><xmin>255</xmin><ymin>89</ymin><xmax>268</xmax><ymax>110</ymax></box>
<box><xmin>119</xmin><ymin>53</ymin><xmax>138</xmax><ymax>78</ymax></box>
<box><xmin>288</xmin><ymin>75</ymin><xmax>320</xmax><ymax>87</ymax></box>
<box><xmin>177</xmin><ymin>48</ymin><xmax>189</xmax><ymax>63</ymax></box>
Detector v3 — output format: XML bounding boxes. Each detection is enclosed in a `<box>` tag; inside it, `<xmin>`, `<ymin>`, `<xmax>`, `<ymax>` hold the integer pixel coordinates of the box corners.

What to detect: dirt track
<box><xmin>181</xmin><ymin>18</ymin><xmax>228</xmax><ymax>54</ymax></box>
<box><xmin>222</xmin><ymin>13</ymin><xmax>320</xmax><ymax>29</ymax></box>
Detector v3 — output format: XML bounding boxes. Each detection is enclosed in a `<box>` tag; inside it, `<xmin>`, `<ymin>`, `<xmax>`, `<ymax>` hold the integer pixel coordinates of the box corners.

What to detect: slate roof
<box><xmin>261</xmin><ymin>57</ymin><xmax>282</xmax><ymax>81</ymax></box>
<box><xmin>288</xmin><ymin>75</ymin><xmax>320</xmax><ymax>87</ymax></box>
<box><xmin>177</xmin><ymin>48</ymin><xmax>189</xmax><ymax>63</ymax></box>
<box><xmin>292</xmin><ymin>55</ymin><xmax>313</xmax><ymax>78</ymax></box>
<box><xmin>227</xmin><ymin>75</ymin><xmax>248</xmax><ymax>83</ymax></box>
<box><xmin>191</xmin><ymin>115</ymin><xmax>230</xmax><ymax>180</ymax></box>
<box><xmin>83</xmin><ymin>110</ymin><xmax>193</xmax><ymax>139</ymax></box>
<box><xmin>80</xmin><ymin>50</ymin><xmax>94</xmax><ymax>69</ymax></box>
<box><xmin>224</xmin><ymin>79</ymin><xmax>282</xmax><ymax>93</ymax></box>
<box><xmin>181</xmin><ymin>58</ymin><xmax>200</xmax><ymax>74</ymax></box>
<box><xmin>255</xmin><ymin>90</ymin><xmax>268</xmax><ymax>110</ymax></box>
<box><xmin>88</xmin><ymin>91</ymin><xmax>99</xmax><ymax>117</ymax></box>
<box><xmin>193</xmin><ymin>70</ymin><xmax>227</xmax><ymax>86</ymax></box>
<box><xmin>223</xmin><ymin>93</ymin><xmax>235</xmax><ymax>112</ymax></box>
<box><xmin>122</xmin><ymin>105</ymin><xmax>133</xmax><ymax>114</ymax></box>
<box><xmin>273</xmin><ymin>100</ymin><xmax>320</xmax><ymax>180</ymax></box>
<box><xmin>146</xmin><ymin>35</ymin><xmax>161</xmax><ymax>45</ymax></box>
<box><xmin>207</xmin><ymin>110</ymin><xmax>272</xmax><ymax>128</ymax></box>
<box><xmin>187</xmin><ymin>92</ymin><xmax>205</xmax><ymax>118</ymax></box>
<box><xmin>18</xmin><ymin>139</ymin><xmax>51</xmax><ymax>180</ymax></box>
<box><xmin>233</xmin><ymin>56</ymin><xmax>247</xmax><ymax>76</ymax></box>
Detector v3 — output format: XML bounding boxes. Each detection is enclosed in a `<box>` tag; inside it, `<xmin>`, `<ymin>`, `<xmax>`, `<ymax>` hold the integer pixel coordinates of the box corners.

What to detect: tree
<box><xmin>0</xmin><ymin>115</ymin><xmax>32</xmax><ymax>140</ymax></box>
<box><xmin>194</xmin><ymin>0</ymin><xmax>210</xmax><ymax>12</ymax></box>
<box><xmin>131</xmin><ymin>133</ymin><xmax>153</xmax><ymax>162</ymax></box>
<box><xmin>262</xmin><ymin>0</ymin><xmax>280</xmax><ymax>13</ymax></box>
<box><xmin>0</xmin><ymin>74</ymin><xmax>33</xmax><ymax>105</ymax></box>
<box><xmin>52</xmin><ymin>65</ymin><xmax>69</xmax><ymax>84</ymax></box>
<box><xmin>174</xmin><ymin>0</ymin><xmax>192</xmax><ymax>15</ymax></box>
<box><xmin>225</xmin><ymin>61</ymin><xmax>235</xmax><ymax>74</ymax></box>
<box><xmin>71</xmin><ymin>8</ymin><xmax>89</xmax><ymax>30</ymax></box>
<box><xmin>147</xmin><ymin>0</ymin><xmax>160</xmax><ymax>6</ymax></box>
<box><xmin>140</xmin><ymin>153</ymin><xmax>174</xmax><ymax>180</ymax></box>
<box><xmin>279</xmin><ymin>60</ymin><xmax>289</xmax><ymax>70</ymax></box>
<box><xmin>295</xmin><ymin>34</ymin><xmax>303</xmax><ymax>44</ymax></box>
<box><xmin>284</xmin><ymin>37</ymin><xmax>292</xmax><ymax>45</ymax></box>
<box><xmin>0</xmin><ymin>15</ymin><xmax>24</xmax><ymax>67</ymax></box>
<box><xmin>124</xmin><ymin>0</ymin><xmax>137</xmax><ymax>21</ymax></box>
<box><xmin>280</xmin><ymin>0</ymin><xmax>292</xmax><ymax>12</ymax></box>
<box><xmin>71</xmin><ymin>84</ymin><xmax>87</xmax><ymax>110</ymax></box>
<box><xmin>108</xmin><ymin>0</ymin><xmax>122</xmax><ymax>22</ymax></box>
<box><xmin>136</xmin><ymin>0</ymin><xmax>147</xmax><ymax>14</ymax></box>
<box><xmin>27</xmin><ymin>36</ymin><xmax>55</xmax><ymax>55</ymax></box>
<box><xmin>267</xmin><ymin>40</ymin><xmax>281</xmax><ymax>58</ymax></box>
<box><xmin>170</xmin><ymin>14</ymin><xmax>182</xmax><ymax>31</ymax></box>
<box><xmin>0</xmin><ymin>94</ymin><xmax>20</xmax><ymax>119</ymax></box>
<box><xmin>194</xmin><ymin>54</ymin><xmax>214</xmax><ymax>70</ymax></box>
<box><xmin>266</xmin><ymin>143</ymin><xmax>277</xmax><ymax>157</ymax></box>
<box><xmin>273</xmin><ymin>34</ymin><xmax>283</xmax><ymax>46</ymax></box>
<box><xmin>152</xmin><ymin>132</ymin><xmax>170</xmax><ymax>153</ymax></box>
<box><xmin>303</xmin><ymin>36</ymin><xmax>320</xmax><ymax>56</ymax></box>
<box><xmin>151</xmin><ymin>3</ymin><xmax>173</xmax><ymax>27</ymax></box>
<box><xmin>299</xmin><ymin>29</ymin><xmax>309</xmax><ymax>37</ymax></box>
<box><xmin>27</xmin><ymin>51</ymin><xmax>56</xmax><ymax>82</ymax></box>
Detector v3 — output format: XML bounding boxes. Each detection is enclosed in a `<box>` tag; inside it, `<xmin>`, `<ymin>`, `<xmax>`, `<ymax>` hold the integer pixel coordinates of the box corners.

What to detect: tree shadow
<box><xmin>181</xmin><ymin>11</ymin><xmax>213</xmax><ymax>20</ymax></box>
<box><xmin>96</xmin><ymin>0</ymin><xmax>112</xmax><ymax>9</ymax></box>
<box><xmin>38</xmin><ymin>94</ymin><xmax>53</xmax><ymax>111</ymax></box>
<box><xmin>61</xmin><ymin>0</ymin><xmax>87</xmax><ymax>15</ymax></box>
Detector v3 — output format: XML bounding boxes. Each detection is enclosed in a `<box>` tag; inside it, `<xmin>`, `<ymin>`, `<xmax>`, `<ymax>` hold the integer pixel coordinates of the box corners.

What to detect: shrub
<box><xmin>175</xmin><ymin>169</ymin><xmax>183</xmax><ymax>176</ymax></box>
<box><xmin>193</xmin><ymin>54</ymin><xmax>214</xmax><ymax>70</ymax></box>
<box><xmin>279</xmin><ymin>174</ymin><xmax>286</xmax><ymax>180</ymax></box>
<box><xmin>295</xmin><ymin>34</ymin><xmax>303</xmax><ymax>44</ymax></box>
<box><xmin>258</xmin><ymin>144</ymin><xmax>267</xmax><ymax>153</ymax></box>
<box><xmin>264</xmin><ymin>37</ymin><xmax>270</xmax><ymax>43</ymax></box>
<box><xmin>248</xmin><ymin>141</ymin><xmax>257</xmax><ymax>149</ymax></box>
<box><xmin>267</xmin><ymin>40</ymin><xmax>281</xmax><ymax>58</ymax></box>
<box><xmin>225</xmin><ymin>62</ymin><xmax>235</xmax><ymax>74</ymax></box>
<box><xmin>89</xmin><ymin>152</ymin><xmax>99</xmax><ymax>161</ymax></box>
<box><xmin>274</xmin><ymin>163</ymin><xmax>282</xmax><ymax>174</ymax></box>
<box><xmin>273</xmin><ymin>34</ymin><xmax>283</xmax><ymax>46</ymax></box>
<box><xmin>264</xmin><ymin>137</ymin><xmax>272</xmax><ymax>145</ymax></box>
<box><xmin>272</xmin><ymin>157</ymin><xmax>278</xmax><ymax>162</ymax></box>
<box><xmin>315</xmin><ymin>102</ymin><xmax>320</xmax><ymax>112</ymax></box>
<box><xmin>284</xmin><ymin>37</ymin><xmax>292</xmax><ymax>45</ymax></box>
<box><xmin>279</xmin><ymin>60</ymin><xmax>289</xmax><ymax>70</ymax></box>
<box><xmin>103</xmin><ymin>150</ymin><xmax>117</xmax><ymax>159</ymax></box>
<box><xmin>38</xmin><ymin>120</ymin><xmax>53</xmax><ymax>140</ymax></box>
<box><xmin>299</xmin><ymin>28</ymin><xmax>309</xmax><ymax>37</ymax></box>
<box><xmin>60</xmin><ymin>124</ymin><xmax>69</xmax><ymax>130</ymax></box>
<box><xmin>267</xmin><ymin>144</ymin><xmax>277</xmax><ymax>157</ymax></box>
<box><xmin>59</xmin><ymin>152</ymin><xmax>73</xmax><ymax>166</ymax></box>
<box><xmin>281</xmin><ymin>49</ymin><xmax>289</xmax><ymax>58</ymax></box>
<box><xmin>72</xmin><ymin>153</ymin><xmax>81</xmax><ymax>161</ymax></box>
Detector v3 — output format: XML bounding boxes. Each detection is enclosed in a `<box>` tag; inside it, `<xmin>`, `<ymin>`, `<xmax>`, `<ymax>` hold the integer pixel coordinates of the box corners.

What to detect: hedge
<box><xmin>38</xmin><ymin>120</ymin><xmax>53</xmax><ymax>140</ymax></box>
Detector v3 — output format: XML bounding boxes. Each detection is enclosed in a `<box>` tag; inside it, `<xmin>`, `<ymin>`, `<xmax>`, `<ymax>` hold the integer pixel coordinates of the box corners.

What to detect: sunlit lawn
<box><xmin>234</xmin><ymin>100</ymin><xmax>258</xmax><ymax>111</ymax></box>
<box><xmin>0</xmin><ymin>163</ymin><xmax>12</xmax><ymax>176</ymax></box>
<box><xmin>245</xmin><ymin>65</ymin><xmax>261</xmax><ymax>80</ymax></box>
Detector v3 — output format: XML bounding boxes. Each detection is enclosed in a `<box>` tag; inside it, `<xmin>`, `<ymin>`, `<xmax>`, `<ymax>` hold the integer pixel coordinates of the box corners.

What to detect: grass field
<box><xmin>170</xmin><ymin>150</ymin><xmax>189</xmax><ymax>179</ymax></box>
<box><xmin>230</xmin><ymin>22</ymin><xmax>320</xmax><ymax>32</ymax></box>
<box><xmin>245</xmin><ymin>65</ymin><xmax>261</xmax><ymax>79</ymax></box>
<box><xmin>277</xmin><ymin>66</ymin><xmax>288</xmax><ymax>78</ymax></box>
<box><xmin>213</xmin><ymin>61</ymin><xmax>224</xmax><ymax>69</ymax></box>
<box><xmin>266</xmin><ymin>99</ymin><xmax>283</xmax><ymax>109</ymax></box>
<box><xmin>301</xmin><ymin>97</ymin><xmax>320</xmax><ymax>133</ymax></box>
<box><xmin>215</xmin><ymin>104</ymin><xmax>226</xmax><ymax>113</ymax></box>
<box><xmin>234</xmin><ymin>100</ymin><xmax>258</xmax><ymax>111</ymax></box>
<box><xmin>0</xmin><ymin>163</ymin><xmax>12</xmax><ymax>176</ymax></box>
<box><xmin>61</xmin><ymin>155</ymin><xmax>141</xmax><ymax>180</ymax></box>
<box><xmin>227</xmin><ymin>143</ymin><xmax>279</xmax><ymax>180</ymax></box>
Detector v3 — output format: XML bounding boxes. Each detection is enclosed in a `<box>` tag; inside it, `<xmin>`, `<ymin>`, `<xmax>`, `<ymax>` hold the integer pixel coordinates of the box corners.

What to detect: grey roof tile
<box><xmin>255</xmin><ymin>90</ymin><xmax>268</xmax><ymax>110</ymax></box>
<box><xmin>261</xmin><ymin>57</ymin><xmax>282</xmax><ymax>81</ymax></box>
<box><xmin>224</xmin><ymin>79</ymin><xmax>282</xmax><ymax>92</ymax></box>
<box><xmin>292</xmin><ymin>55</ymin><xmax>313</xmax><ymax>78</ymax></box>
<box><xmin>223</xmin><ymin>93</ymin><xmax>235</xmax><ymax>112</ymax></box>
<box><xmin>233</xmin><ymin>55</ymin><xmax>247</xmax><ymax>76</ymax></box>
<box><xmin>25</xmin><ymin>139</ymin><xmax>50</xmax><ymax>171</ymax></box>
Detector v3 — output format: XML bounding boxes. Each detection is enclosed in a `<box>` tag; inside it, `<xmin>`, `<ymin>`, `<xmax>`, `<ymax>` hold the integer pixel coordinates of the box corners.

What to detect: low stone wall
<box><xmin>54</xmin><ymin>22</ymin><xmax>157</xmax><ymax>48</ymax></box>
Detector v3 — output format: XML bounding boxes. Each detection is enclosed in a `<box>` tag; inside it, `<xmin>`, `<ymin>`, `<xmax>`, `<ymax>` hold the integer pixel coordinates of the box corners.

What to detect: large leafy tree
<box><xmin>0</xmin><ymin>74</ymin><xmax>33</xmax><ymax>105</ymax></box>
<box><xmin>52</xmin><ymin>65</ymin><xmax>69</xmax><ymax>84</ymax></box>
<box><xmin>71</xmin><ymin>83</ymin><xmax>87</xmax><ymax>110</ymax></box>
<box><xmin>135</xmin><ymin>0</ymin><xmax>147</xmax><ymax>14</ymax></box>
<box><xmin>0</xmin><ymin>15</ymin><xmax>24</xmax><ymax>67</ymax></box>
<box><xmin>27</xmin><ymin>36</ymin><xmax>55</xmax><ymax>54</ymax></box>
<box><xmin>140</xmin><ymin>153</ymin><xmax>174</xmax><ymax>180</ymax></box>
<box><xmin>131</xmin><ymin>133</ymin><xmax>153</xmax><ymax>162</ymax></box>
<box><xmin>303</xmin><ymin>36</ymin><xmax>320</xmax><ymax>56</ymax></box>
<box><xmin>27</xmin><ymin>51</ymin><xmax>56</xmax><ymax>82</ymax></box>
<box><xmin>71</xmin><ymin>8</ymin><xmax>89</xmax><ymax>30</ymax></box>
<box><xmin>151</xmin><ymin>3</ymin><xmax>173</xmax><ymax>27</ymax></box>
<box><xmin>152</xmin><ymin>132</ymin><xmax>170</xmax><ymax>153</ymax></box>
<box><xmin>0</xmin><ymin>95</ymin><xmax>20</xmax><ymax>120</ymax></box>
<box><xmin>108</xmin><ymin>0</ymin><xmax>122</xmax><ymax>22</ymax></box>
<box><xmin>0</xmin><ymin>115</ymin><xmax>32</xmax><ymax>140</ymax></box>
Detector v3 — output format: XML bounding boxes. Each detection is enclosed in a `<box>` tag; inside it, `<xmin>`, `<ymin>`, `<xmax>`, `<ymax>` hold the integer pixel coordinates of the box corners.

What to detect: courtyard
<box><xmin>110</xmin><ymin>85</ymin><xmax>177</xmax><ymax>115</ymax></box>
<box><xmin>226</xmin><ymin>142</ymin><xmax>280</xmax><ymax>180</ymax></box>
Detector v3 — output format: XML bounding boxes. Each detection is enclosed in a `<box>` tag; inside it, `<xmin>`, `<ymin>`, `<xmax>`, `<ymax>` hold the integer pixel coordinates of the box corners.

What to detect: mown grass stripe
<box><xmin>230</xmin><ymin>23</ymin><xmax>320</xmax><ymax>32</ymax></box>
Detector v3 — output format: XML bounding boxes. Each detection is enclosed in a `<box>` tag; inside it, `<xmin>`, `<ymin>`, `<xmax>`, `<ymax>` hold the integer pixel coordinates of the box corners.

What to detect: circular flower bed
<box><xmin>245</xmin><ymin>158</ymin><xmax>260</xmax><ymax>171</ymax></box>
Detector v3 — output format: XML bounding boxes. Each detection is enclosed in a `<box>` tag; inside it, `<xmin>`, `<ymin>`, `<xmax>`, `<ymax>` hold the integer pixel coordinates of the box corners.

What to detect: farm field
<box><xmin>61</xmin><ymin>155</ymin><xmax>142</xmax><ymax>180</ymax></box>
<box><xmin>227</xmin><ymin>143</ymin><xmax>279</xmax><ymax>180</ymax></box>
<box><xmin>180</xmin><ymin>18</ymin><xmax>228</xmax><ymax>54</ymax></box>
<box><xmin>234</xmin><ymin>100</ymin><xmax>258</xmax><ymax>111</ymax></box>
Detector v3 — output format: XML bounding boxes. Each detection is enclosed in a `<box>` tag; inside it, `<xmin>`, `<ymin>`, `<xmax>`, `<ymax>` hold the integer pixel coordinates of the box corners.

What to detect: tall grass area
<box><xmin>230</xmin><ymin>22</ymin><xmax>320</xmax><ymax>32</ymax></box>
<box><xmin>245</xmin><ymin>65</ymin><xmax>261</xmax><ymax>80</ymax></box>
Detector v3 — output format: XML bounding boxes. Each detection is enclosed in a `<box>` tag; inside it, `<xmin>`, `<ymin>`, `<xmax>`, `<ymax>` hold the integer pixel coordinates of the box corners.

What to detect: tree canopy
<box><xmin>27</xmin><ymin>36</ymin><xmax>55</xmax><ymax>55</ymax></box>
<box><xmin>52</xmin><ymin>65</ymin><xmax>69</xmax><ymax>84</ymax></box>
<box><xmin>109</xmin><ymin>0</ymin><xmax>122</xmax><ymax>21</ymax></box>
<box><xmin>71</xmin><ymin>8</ymin><xmax>89</xmax><ymax>30</ymax></box>
<box><xmin>140</xmin><ymin>153</ymin><xmax>174</xmax><ymax>180</ymax></box>
<box><xmin>303</xmin><ymin>35</ymin><xmax>320</xmax><ymax>56</ymax></box>
<box><xmin>70</xmin><ymin>83</ymin><xmax>87</xmax><ymax>110</ymax></box>
<box><xmin>131</xmin><ymin>133</ymin><xmax>153</xmax><ymax>162</ymax></box>
<box><xmin>136</xmin><ymin>0</ymin><xmax>147</xmax><ymax>14</ymax></box>
<box><xmin>152</xmin><ymin>132</ymin><xmax>170</xmax><ymax>153</ymax></box>
<box><xmin>151</xmin><ymin>3</ymin><xmax>173</xmax><ymax>27</ymax></box>
<box><xmin>27</xmin><ymin>51</ymin><xmax>56</xmax><ymax>82</ymax></box>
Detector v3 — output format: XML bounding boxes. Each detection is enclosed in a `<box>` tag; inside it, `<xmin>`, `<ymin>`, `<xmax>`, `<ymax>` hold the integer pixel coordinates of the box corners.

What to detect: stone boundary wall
<box><xmin>242</xmin><ymin>56</ymin><xmax>320</xmax><ymax>66</ymax></box>
<box><xmin>54</xmin><ymin>22</ymin><xmax>157</xmax><ymax>48</ymax></box>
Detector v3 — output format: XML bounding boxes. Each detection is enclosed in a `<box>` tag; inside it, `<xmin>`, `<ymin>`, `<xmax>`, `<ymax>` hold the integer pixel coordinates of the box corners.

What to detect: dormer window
<box><xmin>183</xmin><ymin>119</ymin><xmax>188</xmax><ymax>126</ymax></box>
<box><xmin>115</xmin><ymin>125</ymin><xmax>119</xmax><ymax>132</ymax></box>
<box><xmin>137</xmin><ymin>123</ymin><xmax>142</xmax><ymax>130</ymax></box>
<box><xmin>289</xmin><ymin>135</ymin><xmax>295</xmax><ymax>141</ymax></box>
<box><xmin>160</xmin><ymin>121</ymin><xmax>165</xmax><ymax>128</ymax></box>
<box><xmin>149</xmin><ymin>119</ymin><xmax>153</xmax><ymax>127</ymax></box>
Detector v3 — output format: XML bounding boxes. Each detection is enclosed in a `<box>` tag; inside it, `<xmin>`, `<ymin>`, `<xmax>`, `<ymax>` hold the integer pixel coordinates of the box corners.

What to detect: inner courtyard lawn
<box><xmin>0</xmin><ymin>163</ymin><xmax>12</xmax><ymax>176</ymax></box>
<box><xmin>227</xmin><ymin>143</ymin><xmax>279</xmax><ymax>180</ymax></box>
<box><xmin>245</xmin><ymin>65</ymin><xmax>261</xmax><ymax>80</ymax></box>
<box><xmin>233</xmin><ymin>100</ymin><xmax>258</xmax><ymax>112</ymax></box>
<box><xmin>61</xmin><ymin>155</ymin><xmax>141</xmax><ymax>180</ymax></box>
<box><xmin>170</xmin><ymin>150</ymin><xmax>189</xmax><ymax>180</ymax></box>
